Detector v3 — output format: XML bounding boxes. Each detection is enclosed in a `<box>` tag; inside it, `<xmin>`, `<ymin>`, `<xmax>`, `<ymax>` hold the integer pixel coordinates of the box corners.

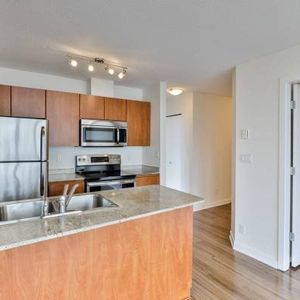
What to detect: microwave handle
<box><xmin>116</xmin><ymin>128</ymin><xmax>120</xmax><ymax>144</ymax></box>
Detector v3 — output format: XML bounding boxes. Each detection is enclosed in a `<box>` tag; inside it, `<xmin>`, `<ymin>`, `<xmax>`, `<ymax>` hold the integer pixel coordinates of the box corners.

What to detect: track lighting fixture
<box><xmin>118</xmin><ymin>69</ymin><xmax>126</xmax><ymax>79</ymax></box>
<box><xmin>88</xmin><ymin>64</ymin><xmax>94</xmax><ymax>72</ymax></box>
<box><xmin>67</xmin><ymin>54</ymin><xmax>127</xmax><ymax>79</ymax></box>
<box><xmin>70</xmin><ymin>59</ymin><xmax>78</xmax><ymax>67</ymax></box>
<box><xmin>105</xmin><ymin>66</ymin><xmax>115</xmax><ymax>75</ymax></box>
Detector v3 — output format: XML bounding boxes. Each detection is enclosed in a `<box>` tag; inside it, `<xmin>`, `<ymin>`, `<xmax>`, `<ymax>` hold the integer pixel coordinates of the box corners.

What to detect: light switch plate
<box><xmin>241</xmin><ymin>129</ymin><xmax>250</xmax><ymax>140</ymax></box>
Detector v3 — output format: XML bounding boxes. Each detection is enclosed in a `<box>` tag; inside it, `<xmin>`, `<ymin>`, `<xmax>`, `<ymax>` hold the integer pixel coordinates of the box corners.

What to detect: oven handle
<box><xmin>86</xmin><ymin>179</ymin><xmax>136</xmax><ymax>187</ymax></box>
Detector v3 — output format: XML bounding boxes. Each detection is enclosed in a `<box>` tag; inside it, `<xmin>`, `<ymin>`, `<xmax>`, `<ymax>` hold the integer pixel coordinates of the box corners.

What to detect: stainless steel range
<box><xmin>75</xmin><ymin>154</ymin><xmax>136</xmax><ymax>192</ymax></box>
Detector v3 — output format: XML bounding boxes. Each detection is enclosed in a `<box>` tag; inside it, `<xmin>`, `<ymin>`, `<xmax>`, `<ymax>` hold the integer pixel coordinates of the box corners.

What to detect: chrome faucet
<box><xmin>58</xmin><ymin>184</ymin><xmax>79</xmax><ymax>213</ymax></box>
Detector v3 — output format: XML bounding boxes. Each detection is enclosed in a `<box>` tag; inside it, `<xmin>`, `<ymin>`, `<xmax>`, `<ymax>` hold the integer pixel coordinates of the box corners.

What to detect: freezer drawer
<box><xmin>0</xmin><ymin>117</ymin><xmax>48</xmax><ymax>162</ymax></box>
<box><xmin>0</xmin><ymin>162</ymin><xmax>47</xmax><ymax>202</ymax></box>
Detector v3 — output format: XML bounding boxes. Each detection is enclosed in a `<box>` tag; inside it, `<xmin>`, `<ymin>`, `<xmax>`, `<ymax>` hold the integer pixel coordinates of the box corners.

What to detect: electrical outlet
<box><xmin>240</xmin><ymin>154</ymin><xmax>253</xmax><ymax>163</ymax></box>
<box><xmin>239</xmin><ymin>224</ymin><xmax>246</xmax><ymax>235</ymax></box>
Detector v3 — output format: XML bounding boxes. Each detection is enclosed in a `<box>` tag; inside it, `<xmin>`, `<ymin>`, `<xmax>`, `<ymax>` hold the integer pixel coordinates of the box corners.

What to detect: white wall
<box><xmin>163</xmin><ymin>91</ymin><xmax>232</xmax><ymax>210</ymax></box>
<box><xmin>0</xmin><ymin>67</ymin><xmax>146</xmax><ymax>169</ymax></box>
<box><xmin>192</xmin><ymin>93</ymin><xmax>232</xmax><ymax>210</ymax></box>
<box><xmin>233</xmin><ymin>43</ymin><xmax>300</xmax><ymax>268</ymax></box>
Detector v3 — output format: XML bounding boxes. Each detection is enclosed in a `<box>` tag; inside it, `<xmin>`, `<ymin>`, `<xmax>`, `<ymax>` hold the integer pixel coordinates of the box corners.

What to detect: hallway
<box><xmin>191</xmin><ymin>205</ymin><xmax>300</xmax><ymax>299</ymax></box>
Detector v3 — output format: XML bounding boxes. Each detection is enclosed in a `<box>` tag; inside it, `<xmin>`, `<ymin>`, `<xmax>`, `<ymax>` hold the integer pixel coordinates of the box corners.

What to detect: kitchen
<box><xmin>0</xmin><ymin>79</ymin><xmax>203</xmax><ymax>299</ymax></box>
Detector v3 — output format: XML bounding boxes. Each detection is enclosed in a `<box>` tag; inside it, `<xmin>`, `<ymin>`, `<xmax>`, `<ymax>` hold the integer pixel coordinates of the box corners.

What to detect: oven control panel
<box><xmin>76</xmin><ymin>154</ymin><xmax>121</xmax><ymax>166</ymax></box>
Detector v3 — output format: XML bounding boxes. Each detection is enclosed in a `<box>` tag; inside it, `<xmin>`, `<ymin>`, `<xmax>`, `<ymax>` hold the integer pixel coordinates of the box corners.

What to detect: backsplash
<box><xmin>49</xmin><ymin>147</ymin><xmax>143</xmax><ymax>170</ymax></box>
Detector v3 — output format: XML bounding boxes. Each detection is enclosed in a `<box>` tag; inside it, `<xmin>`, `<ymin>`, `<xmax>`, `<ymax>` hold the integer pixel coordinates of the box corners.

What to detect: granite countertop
<box><xmin>121</xmin><ymin>165</ymin><xmax>159</xmax><ymax>176</ymax></box>
<box><xmin>48</xmin><ymin>165</ymin><xmax>159</xmax><ymax>183</ymax></box>
<box><xmin>48</xmin><ymin>173</ymin><xmax>84</xmax><ymax>183</ymax></box>
<box><xmin>0</xmin><ymin>186</ymin><xmax>203</xmax><ymax>251</ymax></box>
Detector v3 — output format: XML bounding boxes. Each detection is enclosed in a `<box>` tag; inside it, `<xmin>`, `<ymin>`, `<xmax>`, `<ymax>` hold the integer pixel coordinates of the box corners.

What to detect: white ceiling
<box><xmin>1</xmin><ymin>0</ymin><xmax>300</xmax><ymax>96</ymax></box>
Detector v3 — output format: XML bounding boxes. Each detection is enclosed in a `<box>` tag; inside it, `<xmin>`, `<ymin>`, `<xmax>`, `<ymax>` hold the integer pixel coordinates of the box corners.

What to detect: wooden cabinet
<box><xmin>127</xmin><ymin>100</ymin><xmax>150</xmax><ymax>146</ymax></box>
<box><xmin>0</xmin><ymin>85</ymin><xmax>11</xmax><ymax>116</ymax></box>
<box><xmin>80</xmin><ymin>95</ymin><xmax>105</xmax><ymax>119</ymax></box>
<box><xmin>46</xmin><ymin>91</ymin><xmax>79</xmax><ymax>146</ymax></box>
<box><xmin>48</xmin><ymin>180</ymin><xmax>84</xmax><ymax>197</ymax></box>
<box><xmin>136</xmin><ymin>174</ymin><xmax>160</xmax><ymax>187</ymax></box>
<box><xmin>11</xmin><ymin>86</ymin><xmax>46</xmax><ymax>118</ymax></box>
<box><xmin>104</xmin><ymin>98</ymin><xmax>127</xmax><ymax>121</ymax></box>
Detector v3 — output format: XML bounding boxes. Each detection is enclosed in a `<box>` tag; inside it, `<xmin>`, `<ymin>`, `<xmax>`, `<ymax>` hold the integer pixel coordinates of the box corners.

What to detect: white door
<box><xmin>292</xmin><ymin>84</ymin><xmax>300</xmax><ymax>267</ymax></box>
<box><xmin>165</xmin><ymin>115</ymin><xmax>183</xmax><ymax>191</ymax></box>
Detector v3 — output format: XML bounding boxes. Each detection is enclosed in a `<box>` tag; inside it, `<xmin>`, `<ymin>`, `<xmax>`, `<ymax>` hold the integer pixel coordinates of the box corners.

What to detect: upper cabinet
<box><xmin>11</xmin><ymin>87</ymin><xmax>46</xmax><ymax>118</ymax></box>
<box><xmin>127</xmin><ymin>100</ymin><xmax>150</xmax><ymax>146</ymax></box>
<box><xmin>80</xmin><ymin>95</ymin><xmax>105</xmax><ymax>120</ymax></box>
<box><xmin>0</xmin><ymin>85</ymin><xmax>11</xmax><ymax>116</ymax></box>
<box><xmin>46</xmin><ymin>91</ymin><xmax>79</xmax><ymax>146</ymax></box>
<box><xmin>104</xmin><ymin>98</ymin><xmax>127</xmax><ymax>121</ymax></box>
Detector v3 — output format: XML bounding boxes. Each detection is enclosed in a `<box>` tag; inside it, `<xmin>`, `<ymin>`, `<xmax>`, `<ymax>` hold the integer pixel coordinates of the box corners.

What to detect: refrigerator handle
<box><xmin>40</xmin><ymin>125</ymin><xmax>48</xmax><ymax>161</ymax></box>
<box><xmin>40</xmin><ymin>162</ymin><xmax>48</xmax><ymax>197</ymax></box>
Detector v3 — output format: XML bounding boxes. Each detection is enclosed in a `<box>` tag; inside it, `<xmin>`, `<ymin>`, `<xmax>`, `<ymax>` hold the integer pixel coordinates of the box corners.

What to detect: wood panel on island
<box><xmin>46</xmin><ymin>90</ymin><xmax>80</xmax><ymax>147</ymax></box>
<box><xmin>0</xmin><ymin>84</ymin><xmax>11</xmax><ymax>116</ymax></box>
<box><xmin>0</xmin><ymin>206</ymin><xmax>193</xmax><ymax>299</ymax></box>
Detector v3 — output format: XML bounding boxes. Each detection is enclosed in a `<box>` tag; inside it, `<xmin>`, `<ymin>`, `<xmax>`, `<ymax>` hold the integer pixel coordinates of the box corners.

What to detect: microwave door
<box><xmin>82</xmin><ymin>126</ymin><xmax>118</xmax><ymax>146</ymax></box>
<box><xmin>0</xmin><ymin>117</ymin><xmax>48</xmax><ymax>162</ymax></box>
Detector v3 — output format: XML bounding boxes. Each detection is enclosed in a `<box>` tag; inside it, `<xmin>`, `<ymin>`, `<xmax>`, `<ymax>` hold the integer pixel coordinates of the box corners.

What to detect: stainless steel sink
<box><xmin>65</xmin><ymin>194</ymin><xmax>118</xmax><ymax>211</ymax></box>
<box><xmin>0</xmin><ymin>199</ymin><xmax>44</xmax><ymax>223</ymax></box>
<box><xmin>0</xmin><ymin>194</ymin><xmax>118</xmax><ymax>224</ymax></box>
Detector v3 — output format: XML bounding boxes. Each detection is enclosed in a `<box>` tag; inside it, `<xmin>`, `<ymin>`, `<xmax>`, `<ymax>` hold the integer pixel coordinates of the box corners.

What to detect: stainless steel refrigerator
<box><xmin>0</xmin><ymin>117</ymin><xmax>48</xmax><ymax>202</ymax></box>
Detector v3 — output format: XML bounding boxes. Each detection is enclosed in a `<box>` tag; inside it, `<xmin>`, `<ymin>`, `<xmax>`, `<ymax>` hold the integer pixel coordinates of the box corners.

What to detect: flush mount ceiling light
<box><xmin>167</xmin><ymin>88</ymin><xmax>184</xmax><ymax>96</ymax></box>
<box><xmin>67</xmin><ymin>54</ymin><xmax>128</xmax><ymax>79</ymax></box>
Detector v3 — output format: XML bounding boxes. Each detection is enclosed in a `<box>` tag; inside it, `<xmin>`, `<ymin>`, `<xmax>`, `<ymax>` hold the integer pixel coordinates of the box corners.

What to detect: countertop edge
<box><xmin>0</xmin><ymin>200</ymin><xmax>203</xmax><ymax>251</ymax></box>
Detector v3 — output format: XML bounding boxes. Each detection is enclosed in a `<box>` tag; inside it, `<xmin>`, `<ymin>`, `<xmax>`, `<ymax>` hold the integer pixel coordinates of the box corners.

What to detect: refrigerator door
<box><xmin>0</xmin><ymin>162</ymin><xmax>48</xmax><ymax>202</ymax></box>
<box><xmin>0</xmin><ymin>117</ymin><xmax>48</xmax><ymax>162</ymax></box>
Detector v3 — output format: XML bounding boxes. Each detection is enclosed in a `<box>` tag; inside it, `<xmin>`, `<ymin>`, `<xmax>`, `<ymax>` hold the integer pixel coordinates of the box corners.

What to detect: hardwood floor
<box><xmin>191</xmin><ymin>204</ymin><xmax>300</xmax><ymax>300</ymax></box>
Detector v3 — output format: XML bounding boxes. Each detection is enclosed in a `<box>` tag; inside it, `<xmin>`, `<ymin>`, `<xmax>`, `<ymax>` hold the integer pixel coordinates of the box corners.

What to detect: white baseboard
<box><xmin>193</xmin><ymin>198</ymin><xmax>231</xmax><ymax>212</ymax></box>
<box><xmin>233</xmin><ymin>240</ymin><xmax>278</xmax><ymax>269</ymax></box>
<box><xmin>229</xmin><ymin>230</ymin><xmax>235</xmax><ymax>248</ymax></box>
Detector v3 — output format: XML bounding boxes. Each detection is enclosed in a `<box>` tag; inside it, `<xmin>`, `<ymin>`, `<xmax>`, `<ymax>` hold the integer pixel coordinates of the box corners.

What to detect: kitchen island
<box><xmin>0</xmin><ymin>186</ymin><xmax>203</xmax><ymax>300</ymax></box>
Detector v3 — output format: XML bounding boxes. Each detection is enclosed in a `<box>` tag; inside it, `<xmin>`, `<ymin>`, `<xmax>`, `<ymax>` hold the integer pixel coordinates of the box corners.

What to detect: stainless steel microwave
<box><xmin>80</xmin><ymin>119</ymin><xmax>128</xmax><ymax>147</ymax></box>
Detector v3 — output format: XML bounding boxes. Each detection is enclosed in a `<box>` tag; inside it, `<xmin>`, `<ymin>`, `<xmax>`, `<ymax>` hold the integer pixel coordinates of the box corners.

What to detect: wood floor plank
<box><xmin>191</xmin><ymin>204</ymin><xmax>300</xmax><ymax>300</ymax></box>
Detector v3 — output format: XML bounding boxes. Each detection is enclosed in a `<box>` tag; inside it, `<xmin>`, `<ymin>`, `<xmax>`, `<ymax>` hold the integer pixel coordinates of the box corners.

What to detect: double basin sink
<box><xmin>0</xmin><ymin>194</ymin><xmax>118</xmax><ymax>224</ymax></box>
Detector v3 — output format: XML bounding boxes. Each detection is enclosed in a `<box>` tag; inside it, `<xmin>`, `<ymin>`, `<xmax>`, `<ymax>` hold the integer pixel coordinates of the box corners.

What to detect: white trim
<box><xmin>229</xmin><ymin>230</ymin><xmax>235</xmax><ymax>248</ymax></box>
<box><xmin>278</xmin><ymin>78</ymin><xmax>292</xmax><ymax>271</ymax></box>
<box><xmin>234</xmin><ymin>240</ymin><xmax>278</xmax><ymax>269</ymax></box>
<box><xmin>193</xmin><ymin>198</ymin><xmax>231</xmax><ymax>212</ymax></box>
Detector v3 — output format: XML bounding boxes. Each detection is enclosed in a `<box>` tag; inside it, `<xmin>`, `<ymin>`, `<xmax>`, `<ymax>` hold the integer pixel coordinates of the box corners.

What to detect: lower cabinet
<box><xmin>135</xmin><ymin>174</ymin><xmax>160</xmax><ymax>187</ymax></box>
<box><xmin>48</xmin><ymin>180</ymin><xmax>85</xmax><ymax>197</ymax></box>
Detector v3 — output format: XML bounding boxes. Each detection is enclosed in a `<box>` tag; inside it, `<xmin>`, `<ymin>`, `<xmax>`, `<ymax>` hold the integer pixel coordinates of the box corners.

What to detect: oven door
<box><xmin>81</xmin><ymin>125</ymin><xmax>118</xmax><ymax>147</ymax></box>
<box><xmin>86</xmin><ymin>179</ymin><xmax>135</xmax><ymax>192</ymax></box>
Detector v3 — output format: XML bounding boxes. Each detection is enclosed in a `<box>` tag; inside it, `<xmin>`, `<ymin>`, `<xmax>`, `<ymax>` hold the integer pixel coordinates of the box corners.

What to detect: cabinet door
<box><xmin>127</xmin><ymin>100</ymin><xmax>150</xmax><ymax>146</ymax></box>
<box><xmin>135</xmin><ymin>174</ymin><xmax>160</xmax><ymax>187</ymax></box>
<box><xmin>48</xmin><ymin>180</ymin><xmax>84</xmax><ymax>197</ymax></box>
<box><xmin>0</xmin><ymin>85</ymin><xmax>11</xmax><ymax>116</ymax></box>
<box><xmin>104</xmin><ymin>98</ymin><xmax>127</xmax><ymax>121</ymax></box>
<box><xmin>11</xmin><ymin>87</ymin><xmax>46</xmax><ymax>118</ymax></box>
<box><xmin>80</xmin><ymin>95</ymin><xmax>105</xmax><ymax>120</ymax></box>
<box><xmin>46</xmin><ymin>91</ymin><xmax>79</xmax><ymax>146</ymax></box>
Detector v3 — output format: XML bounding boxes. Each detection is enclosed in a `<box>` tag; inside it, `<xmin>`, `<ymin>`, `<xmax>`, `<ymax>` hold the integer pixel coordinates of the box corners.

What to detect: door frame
<box><xmin>278</xmin><ymin>76</ymin><xmax>300</xmax><ymax>271</ymax></box>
